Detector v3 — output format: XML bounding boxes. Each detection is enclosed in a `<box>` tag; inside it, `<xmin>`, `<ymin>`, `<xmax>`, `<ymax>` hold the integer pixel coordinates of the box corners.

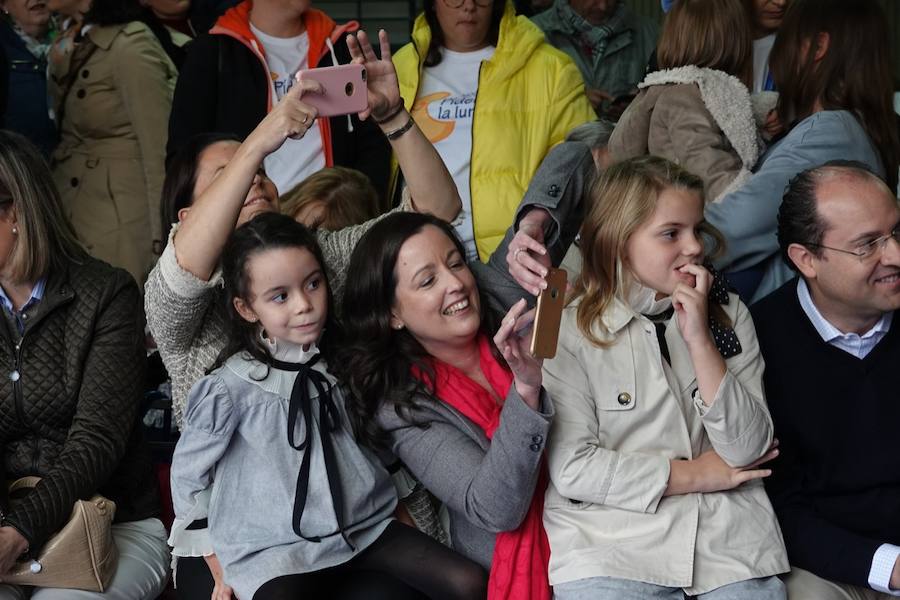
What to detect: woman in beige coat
<box><xmin>539</xmin><ymin>157</ymin><xmax>789</xmax><ymax>600</ymax></box>
<box><xmin>50</xmin><ymin>0</ymin><xmax>175</xmax><ymax>282</ymax></box>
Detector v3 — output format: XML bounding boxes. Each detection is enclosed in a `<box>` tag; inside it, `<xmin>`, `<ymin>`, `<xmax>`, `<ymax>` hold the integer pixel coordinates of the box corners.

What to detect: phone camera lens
<box><xmin>361</xmin><ymin>68</ymin><xmax>367</xmax><ymax>82</ymax></box>
<box><xmin>551</xmin><ymin>289</ymin><xmax>558</xmax><ymax>299</ymax></box>
<box><xmin>345</xmin><ymin>82</ymin><xmax>354</xmax><ymax>96</ymax></box>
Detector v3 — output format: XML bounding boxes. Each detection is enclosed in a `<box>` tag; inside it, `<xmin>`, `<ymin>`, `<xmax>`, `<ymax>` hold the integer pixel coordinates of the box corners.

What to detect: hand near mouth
<box><xmin>672</xmin><ymin>264</ymin><xmax>713</xmax><ymax>350</ymax></box>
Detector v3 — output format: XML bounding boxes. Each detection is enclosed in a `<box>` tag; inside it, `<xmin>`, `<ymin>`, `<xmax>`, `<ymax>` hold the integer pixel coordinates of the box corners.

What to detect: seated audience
<box><xmin>705</xmin><ymin>0</ymin><xmax>900</xmax><ymax>302</ymax></box>
<box><xmin>170</xmin><ymin>212</ymin><xmax>487</xmax><ymax>600</ymax></box>
<box><xmin>339</xmin><ymin>141</ymin><xmax>595</xmax><ymax>599</ymax></box>
<box><xmin>0</xmin><ymin>131</ymin><xmax>168</xmax><ymax>599</ymax></box>
<box><xmin>148</xmin><ymin>30</ymin><xmax>459</xmax><ymax>430</ymax></box>
<box><xmin>48</xmin><ymin>0</ymin><xmax>177</xmax><ymax>283</ymax></box>
<box><xmin>146</xmin><ymin>30</ymin><xmax>460</xmax><ymax>597</ymax></box>
<box><xmin>745</xmin><ymin>0</ymin><xmax>788</xmax><ymax>93</ymax></box>
<box><xmin>280</xmin><ymin>166</ymin><xmax>379</xmax><ymax>229</ymax></box>
<box><xmin>393</xmin><ymin>0</ymin><xmax>594</xmax><ymax>262</ymax></box>
<box><xmin>537</xmin><ymin>156</ymin><xmax>787</xmax><ymax>599</ymax></box>
<box><xmin>0</xmin><ymin>0</ymin><xmax>55</xmax><ymax>156</ymax></box>
<box><xmin>532</xmin><ymin>0</ymin><xmax>658</xmax><ymax>117</ymax></box>
<box><xmin>167</xmin><ymin>0</ymin><xmax>390</xmax><ymax>198</ymax></box>
<box><xmin>754</xmin><ymin>161</ymin><xmax>900</xmax><ymax>600</ymax></box>
<box><xmin>609</xmin><ymin>0</ymin><xmax>760</xmax><ymax>203</ymax></box>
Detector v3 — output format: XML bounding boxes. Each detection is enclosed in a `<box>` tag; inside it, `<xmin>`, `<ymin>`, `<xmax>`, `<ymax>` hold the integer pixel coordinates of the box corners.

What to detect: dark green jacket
<box><xmin>0</xmin><ymin>256</ymin><xmax>158</xmax><ymax>551</ymax></box>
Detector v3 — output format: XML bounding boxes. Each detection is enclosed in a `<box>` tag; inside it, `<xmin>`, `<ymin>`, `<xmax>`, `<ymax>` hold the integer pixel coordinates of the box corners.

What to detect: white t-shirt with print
<box><xmin>414</xmin><ymin>46</ymin><xmax>495</xmax><ymax>262</ymax></box>
<box><xmin>251</xmin><ymin>24</ymin><xmax>326</xmax><ymax>195</ymax></box>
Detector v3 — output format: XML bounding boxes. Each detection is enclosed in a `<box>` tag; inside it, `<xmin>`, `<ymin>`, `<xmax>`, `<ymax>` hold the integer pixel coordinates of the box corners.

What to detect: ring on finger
<box><xmin>301</xmin><ymin>114</ymin><xmax>309</xmax><ymax>125</ymax></box>
<box><xmin>514</xmin><ymin>247</ymin><xmax>525</xmax><ymax>263</ymax></box>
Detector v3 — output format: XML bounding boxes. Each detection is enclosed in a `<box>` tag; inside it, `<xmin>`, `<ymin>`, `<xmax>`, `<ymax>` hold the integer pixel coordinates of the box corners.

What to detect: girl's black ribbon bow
<box><xmin>268</xmin><ymin>354</ymin><xmax>354</xmax><ymax>550</ymax></box>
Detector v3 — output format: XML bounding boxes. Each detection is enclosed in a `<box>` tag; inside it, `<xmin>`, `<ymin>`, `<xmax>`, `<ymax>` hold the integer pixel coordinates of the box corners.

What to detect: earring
<box><xmin>393</xmin><ymin>324</ymin><xmax>403</xmax><ymax>331</ymax></box>
<box><xmin>11</xmin><ymin>227</ymin><xmax>17</xmax><ymax>235</ymax></box>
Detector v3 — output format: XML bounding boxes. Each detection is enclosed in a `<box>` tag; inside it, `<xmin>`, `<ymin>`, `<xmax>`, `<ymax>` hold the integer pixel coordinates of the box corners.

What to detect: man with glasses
<box><xmin>752</xmin><ymin>160</ymin><xmax>900</xmax><ymax>600</ymax></box>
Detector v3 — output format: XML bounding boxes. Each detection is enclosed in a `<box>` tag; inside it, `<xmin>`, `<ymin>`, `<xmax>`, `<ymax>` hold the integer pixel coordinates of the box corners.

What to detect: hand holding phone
<box><xmin>530</xmin><ymin>268</ymin><xmax>567</xmax><ymax>359</ymax></box>
<box><xmin>296</xmin><ymin>63</ymin><xmax>368</xmax><ymax>117</ymax></box>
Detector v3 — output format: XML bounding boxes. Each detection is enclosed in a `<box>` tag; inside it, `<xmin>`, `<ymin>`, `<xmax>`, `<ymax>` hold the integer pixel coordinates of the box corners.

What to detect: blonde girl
<box><xmin>540</xmin><ymin>156</ymin><xmax>789</xmax><ymax>600</ymax></box>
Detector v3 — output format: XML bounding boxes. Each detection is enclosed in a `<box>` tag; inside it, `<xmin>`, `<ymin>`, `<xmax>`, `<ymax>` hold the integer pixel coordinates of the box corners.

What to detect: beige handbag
<box><xmin>2</xmin><ymin>477</ymin><xmax>118</xmax><ymax>592</ymax></box>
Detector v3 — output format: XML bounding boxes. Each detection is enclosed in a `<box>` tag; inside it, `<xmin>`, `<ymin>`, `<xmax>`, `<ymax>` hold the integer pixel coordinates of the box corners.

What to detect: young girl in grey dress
<box><xmin>169</xmin><ymin>213</ymin><xmax>485</xmax><ymax>600</ymax></box>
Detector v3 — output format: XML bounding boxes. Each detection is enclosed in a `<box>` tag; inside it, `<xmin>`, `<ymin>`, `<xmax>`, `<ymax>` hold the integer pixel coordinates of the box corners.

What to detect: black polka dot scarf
<box><xmin>707</xmin><ymin>265</ymin><xmax>742</xmax><ymax>359</ymax></box>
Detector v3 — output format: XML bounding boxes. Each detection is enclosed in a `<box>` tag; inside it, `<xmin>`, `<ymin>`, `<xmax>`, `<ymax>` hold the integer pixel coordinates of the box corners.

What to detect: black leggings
<box><xmin>253</xmin><ymin>521</ymin><xmax>487</xmax><ymax>600</ymax></box>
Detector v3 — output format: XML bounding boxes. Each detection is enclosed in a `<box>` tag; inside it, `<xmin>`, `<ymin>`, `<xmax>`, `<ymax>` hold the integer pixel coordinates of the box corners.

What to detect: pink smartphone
<box><xmin>296</xmin><ymin>64</ymin><xmax>368</xmax><ymax>117</ymax></box>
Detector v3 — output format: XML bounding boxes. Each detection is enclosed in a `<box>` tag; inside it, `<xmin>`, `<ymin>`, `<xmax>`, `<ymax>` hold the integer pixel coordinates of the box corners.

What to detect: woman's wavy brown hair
<box><xmin>769</xmin><ymin>0</ymin><xmax>900</xmax><ymax>192</ymax></box>
<box><xmin>572</xmin><ymin>156</ymin><xmax>726</xmax><ymax>347</ymax></box>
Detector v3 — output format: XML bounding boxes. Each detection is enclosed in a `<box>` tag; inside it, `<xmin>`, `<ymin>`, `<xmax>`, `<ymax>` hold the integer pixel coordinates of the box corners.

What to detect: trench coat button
<box><xmin>547</xmin><ymin>184</ymin><xmax>560</xmax><ymax>198</ymax></box>
<box><xmin>76</xmin><ymin>89</ymin><xmax>86</xmax><ymax>99</ymax></box>
<box><xmin>10</xmin><ymin>370</ymin><xmax>20</xmax><ymax>382</ymax></box>
<box><xmin>70</xmin><ymin>177</ymin><xmax>79</xmax><ymax>187</ymax></box>
<box><xmin>532</xmin><ymin>434</ymin><xmax>543</xmax><ymax>444</ymax></box>
<box><xmin>81</xmin><ymin>69</ymin><xmax>90</xmax><ymax>78</ymax></box>
<box><xmin>617</xmin><ymin>392</ymin><xmax>631</xmax><ymax>406</ymax></box>
<box><xmin>529</xmin><ymin>443</ymin><xmax>541</xmax><ymax>452</ymax></box>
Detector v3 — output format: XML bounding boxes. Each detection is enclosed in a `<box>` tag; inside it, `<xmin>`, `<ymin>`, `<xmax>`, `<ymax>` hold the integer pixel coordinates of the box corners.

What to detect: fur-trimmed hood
<box><xmin>639</xmin><ymin>66</ymin><xmax>761</xmax><ymax>169</ymax></box>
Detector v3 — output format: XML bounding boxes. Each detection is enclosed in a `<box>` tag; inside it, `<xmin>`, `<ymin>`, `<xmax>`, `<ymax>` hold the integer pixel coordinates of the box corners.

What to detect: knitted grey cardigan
<box><xmin>145</xmin><ymin>200</ymin><xmax>410</xmax><ymax>428</ymax></box>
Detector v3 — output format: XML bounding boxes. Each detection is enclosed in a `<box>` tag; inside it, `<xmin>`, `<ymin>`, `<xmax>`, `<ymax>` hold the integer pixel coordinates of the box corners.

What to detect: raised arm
<box><xmin>172</xmin><ymin>78</ymin><xmax>324</xmax><ymax>281</ymax></box>
<box><xmin>347</xmin><ymin>30</ymin><xmax>460</xmax><ymax>222</ymax></box>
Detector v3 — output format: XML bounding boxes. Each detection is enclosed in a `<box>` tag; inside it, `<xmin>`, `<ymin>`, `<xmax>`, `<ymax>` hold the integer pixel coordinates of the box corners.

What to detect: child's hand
<box><xmin>672</xmin><ymin>264</ymin><xmax>714</xmax><ymax>351</ymax></box>
<box><xmin>493</xmin><ymin>299</ymin><xmax>542</xmax><ymax>410</ymax></box>
<box><xmin>346</xmin><ymin>30</ymin><xmax>402</xmax><ymax>123</ymax></box>
<box><xmin>680</xmin><ymin>443</ymin><xmax>778</xmax><ymax>494</ymax></box>
<box><xmin>203</xmin><ymin>553</ymin><xmax>235</xmax><ymax>600</ymax></box>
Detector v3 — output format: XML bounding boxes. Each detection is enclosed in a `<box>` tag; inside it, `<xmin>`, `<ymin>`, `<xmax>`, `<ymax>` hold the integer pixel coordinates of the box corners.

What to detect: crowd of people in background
<box><xmin>0</xmin><ymin>0</ymin><xmax>899</xmax><ymax>598</ymax></box>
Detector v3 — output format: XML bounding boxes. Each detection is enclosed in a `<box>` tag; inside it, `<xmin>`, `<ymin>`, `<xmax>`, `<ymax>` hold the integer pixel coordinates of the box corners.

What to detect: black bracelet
<box><xmin>373</xmin><ymin>104</ymin><xmax>405</xmax><ymax>125</ymax></box>
<box><xmin>385</xmin><ymin>116</ymin><xmax>416</xmax><ymax>141</ymax></box>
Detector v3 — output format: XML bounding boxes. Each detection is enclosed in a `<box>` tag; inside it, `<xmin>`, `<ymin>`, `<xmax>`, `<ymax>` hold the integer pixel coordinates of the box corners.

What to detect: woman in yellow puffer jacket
<box><xmin>393</xmin><ymin>0</ymin><xmax>595</xmax><ymax>262</ymax></box>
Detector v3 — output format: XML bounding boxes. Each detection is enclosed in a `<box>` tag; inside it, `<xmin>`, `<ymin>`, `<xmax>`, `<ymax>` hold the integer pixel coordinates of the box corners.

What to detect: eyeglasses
<box><xmin>805</xmin><ymin>228</ymin><xmax>900</xmax><ymax>261</ymax></box>
<box><xmin>440</xmin><ymin>0</ymin><xmax>492</xmax><ymax>8</ymax></box>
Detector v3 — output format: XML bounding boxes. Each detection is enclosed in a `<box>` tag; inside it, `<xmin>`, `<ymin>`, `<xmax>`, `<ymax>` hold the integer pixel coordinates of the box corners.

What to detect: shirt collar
<box><xmin>796</xmin><ymin>278</ymin><xmax>893</xmax><ymax>343</ymax></box>
<box><xmin>0</xmin><ymin>277</ymin><xmax>47</xmax><ymax>314</ymax></box>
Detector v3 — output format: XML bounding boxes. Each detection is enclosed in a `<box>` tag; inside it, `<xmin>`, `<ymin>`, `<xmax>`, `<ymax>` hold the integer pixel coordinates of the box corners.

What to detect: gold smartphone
<box><xmin>530</xmin><ymin>268</ymin><xmax>567</xmax><ymax>359</ymax></box>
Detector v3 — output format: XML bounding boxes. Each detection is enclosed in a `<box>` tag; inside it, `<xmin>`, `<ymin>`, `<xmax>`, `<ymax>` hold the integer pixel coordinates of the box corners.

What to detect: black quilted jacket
<box><xmin>0</xmin><ymin>257</ymin><xmax>159</xmax><ymax>551</ymax></box>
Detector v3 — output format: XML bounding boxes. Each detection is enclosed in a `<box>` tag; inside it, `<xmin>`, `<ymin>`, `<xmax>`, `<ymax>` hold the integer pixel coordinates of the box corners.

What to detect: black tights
<box><xmin>253</xmin><ymin>521</ymin><xmax>487</xmax><ymax>600</ymax></box>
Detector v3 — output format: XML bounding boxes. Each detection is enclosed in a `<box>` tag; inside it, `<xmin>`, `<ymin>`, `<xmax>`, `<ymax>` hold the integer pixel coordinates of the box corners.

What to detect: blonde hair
<box><xmin>657</xmin><ymin>0</ymin><xmax>753</xmax><ymax>87</ymax></box>
<box><xmin>0</xmin><ymin>131</ymin><xmax>85</xmax><ymax>284</ymax></box>
<box><xmin>572</xmin><ymin>156</ymin><xmax>726</xmax><ymax>347</ymax></box>
<box><xmin>280</xmin><ymin>167</ymin><xmax>379</xmax><ymax>230</ymax></box>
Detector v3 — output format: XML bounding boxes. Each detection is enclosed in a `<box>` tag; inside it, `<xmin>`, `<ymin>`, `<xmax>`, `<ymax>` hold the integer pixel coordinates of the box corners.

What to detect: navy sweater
<box><xmin>752</xmin><ymin>278</ymin><xmax>900</xmax><ymax>588</ymax></box>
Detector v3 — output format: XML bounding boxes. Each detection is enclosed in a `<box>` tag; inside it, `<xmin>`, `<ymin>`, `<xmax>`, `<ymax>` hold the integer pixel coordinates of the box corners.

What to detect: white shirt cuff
<box><xmin>868</xmin><ymin>543</ymin><xmax>900</xmax><ymax>595</ymax></box>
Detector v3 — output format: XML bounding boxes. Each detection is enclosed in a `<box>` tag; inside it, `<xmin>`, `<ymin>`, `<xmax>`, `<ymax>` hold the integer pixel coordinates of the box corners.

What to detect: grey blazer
<box><xmin>377</xmin><ymin>142</ymin><xmax>595</xmax><ymax>568</ymax></box>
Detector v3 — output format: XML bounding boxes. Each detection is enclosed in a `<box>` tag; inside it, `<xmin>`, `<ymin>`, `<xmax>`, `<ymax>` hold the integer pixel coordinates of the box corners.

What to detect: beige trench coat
<box><xmin>50</xmin><ymin>21</ymin><xmax>175</xmax><ymax>282</ymax></box>
<box><xmin>542</xmin><ymin>294</ymin><xmax>789</xmax><ymax>594</ymax></box>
